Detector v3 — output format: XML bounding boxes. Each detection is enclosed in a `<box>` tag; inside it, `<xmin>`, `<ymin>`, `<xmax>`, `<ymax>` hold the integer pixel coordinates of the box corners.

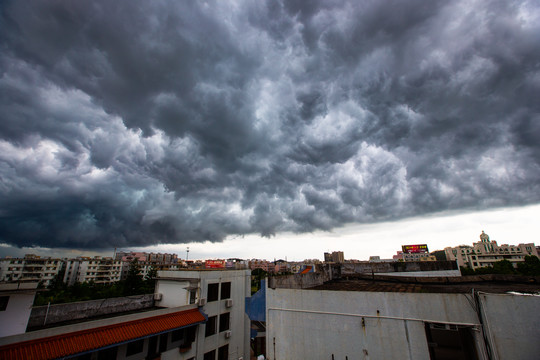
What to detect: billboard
<box><xmin>402</xmin><ymin>244</ymin><xmax>429</xmax><ymax>254</ymax></box>
<box><xmin>205</xmin><ymin>260</ymin><xmax>226</xmax><ymax>268</ymax></box>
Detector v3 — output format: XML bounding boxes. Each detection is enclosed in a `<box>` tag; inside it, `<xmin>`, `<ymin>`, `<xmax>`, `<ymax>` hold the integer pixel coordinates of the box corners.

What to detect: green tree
<box><xmin>517</xmin><ymin>255</ymin><xmax>540</xmax><ymax>276</ymax></box>
<box><xmin>492</xmin><ymin>259</ymin><xmax>515</xmax><ymax>274</ymax></box>
<box><xmin>124</xmin><ymin>259</ymin><xmax>144</xmax><ymax>295</ymax></box>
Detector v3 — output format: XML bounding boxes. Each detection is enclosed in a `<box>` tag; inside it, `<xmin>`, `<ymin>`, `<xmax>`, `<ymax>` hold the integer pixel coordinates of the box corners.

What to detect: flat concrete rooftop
<box><xmin>307</xmin><ymin>274</ymin><xmax>540</xmax><ymax>294</ymax></box>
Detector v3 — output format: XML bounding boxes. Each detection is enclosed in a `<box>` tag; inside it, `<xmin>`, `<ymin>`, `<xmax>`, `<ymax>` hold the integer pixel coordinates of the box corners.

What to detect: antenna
<box><xmin>186</xmin><ymin>247</ymin><xmax>190</xmax><ymax>261</ymax></box>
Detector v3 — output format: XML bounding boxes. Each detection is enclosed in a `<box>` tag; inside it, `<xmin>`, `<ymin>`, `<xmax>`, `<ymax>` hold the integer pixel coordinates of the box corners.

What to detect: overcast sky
<box><xmin>1</xmin><ymin>0</ymin><xmax>539</xmax><ymax>258</ymax></box>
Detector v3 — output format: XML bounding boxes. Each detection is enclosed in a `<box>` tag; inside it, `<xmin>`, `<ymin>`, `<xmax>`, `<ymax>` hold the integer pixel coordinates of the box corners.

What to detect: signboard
<box><xmin>205</xmin><ymin>260</ymin><xmax>226</xmax><ymax>268</ymax></box>
<box><xmin>402</xmin><ymin>244</ymin><xmax>429</xmax><ymax>254</ymax></box>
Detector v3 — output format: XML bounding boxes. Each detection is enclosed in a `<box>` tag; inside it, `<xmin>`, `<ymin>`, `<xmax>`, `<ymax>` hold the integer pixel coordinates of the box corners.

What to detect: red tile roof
<box><xmin>0</xmin><ymin>308</ymin><xmax>206</xmax><ymax>360</ymax></box>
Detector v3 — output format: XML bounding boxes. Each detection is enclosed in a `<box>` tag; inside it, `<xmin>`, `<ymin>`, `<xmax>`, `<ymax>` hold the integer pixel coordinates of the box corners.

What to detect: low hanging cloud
<box><xmin>0</xmin><ymin>0</ymin><xmax>539</xmax><ymax>249</ymax></box>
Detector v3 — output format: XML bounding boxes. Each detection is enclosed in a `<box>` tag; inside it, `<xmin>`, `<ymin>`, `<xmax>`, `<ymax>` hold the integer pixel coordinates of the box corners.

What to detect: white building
<box><xmin>266</xmin><ymin>276</ymin><xmax>540</xmax><ymax>360</ymax></box>
<box><xmin>63</xmin><ymin>257</ymin><xmax>124</xmax><ymax>286</ymax></box>
<box><xmin>0</xmin><ymin>255</ymin><xmax>63</xmax><ymax>287</ymax></box>
<box><xmin>445</xmin><ymin>231</ymin><xmax>538</xmax><ymax>270</ymax></box>
<box><xmin>155</xmin><ymin>269</ymin><xmax>251</xmax><ymax>360</ymax></box>
<box><xmin>0</xmin><ymin>282</ymin><xmax>39</xmax><ymax>337</ymax></box>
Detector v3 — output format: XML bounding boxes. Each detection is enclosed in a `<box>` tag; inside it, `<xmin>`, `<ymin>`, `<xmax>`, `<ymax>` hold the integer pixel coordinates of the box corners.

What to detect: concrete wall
<box><xmin>0</xmin><ymin>292</ymin><xmax>36</xmax><ymax>337</ymax></box>
<box><xmin>156</xmin><ymin>280</ymin><xmax>193</xmax><ymax>308</ymax></box>
<box><xmin>266</xmin><ymin>285</ymin><xmax>540</xmax><ymax>360</ymax></box>
<box><xmin>342</xmin><ymin>260</ymin><xmax>458</xmax><ymax>275</ymax></box>
<box><xmin>268</xmin><ymin>264</ymin><xmax>340</xmax><ymax>289</ymax></box>
<box><xmin>479</xmin><ymin>293</ymin><xmax>540</xmax><ymax>360</ymax></box>
<box><xmin>374</xmin><ymin>270</ymin><xmax>461</xmax><ymax>277</ymax></box>
<box><xmin>266</xmin><ymin>287</ymin><xmax>487</xmax><ymax>360</ymax></box>
<box><xmin>27</xmin><ymin>294</ymin><xmax>154</xmax><ymax>329</ymax></box>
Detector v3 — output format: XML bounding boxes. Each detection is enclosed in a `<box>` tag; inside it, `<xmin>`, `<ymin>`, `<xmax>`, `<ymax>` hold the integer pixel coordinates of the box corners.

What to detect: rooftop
<box><xmin>308</xmin><ymin>274</ymin><xmax>540</xmax><ymax>294</ymax></box>
<box><xmin>0</xmin><ymin>307</ymin><xmax>206</xmax><ymax>360</ymax></box>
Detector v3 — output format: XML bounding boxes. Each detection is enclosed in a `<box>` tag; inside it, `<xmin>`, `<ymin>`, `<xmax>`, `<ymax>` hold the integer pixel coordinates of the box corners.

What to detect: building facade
<box><xmin>63</xmin><ymin>257</ymin><xmax>124</xmax><ymax>286</ymax></box>
<box><xmin>0</xmin><ymin>255</ymin><xmax>63</xmax><ymax>287</ymax></box>
<box><xmin>155</xmin><ymin>269</ymin><xmax>251</xmax><ymax>360</ymax></box>
<box><xmin>444</xmin><ymin>231</ymin><xmax>538</xmax><ymax>270</ymax></box>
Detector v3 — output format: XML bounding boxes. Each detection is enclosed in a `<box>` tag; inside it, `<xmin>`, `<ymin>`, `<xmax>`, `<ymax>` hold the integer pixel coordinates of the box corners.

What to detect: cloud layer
<box><xmin>1</xmin><ymin>0</ymin><xmax>539</xmax><ymax>249</ymax></box>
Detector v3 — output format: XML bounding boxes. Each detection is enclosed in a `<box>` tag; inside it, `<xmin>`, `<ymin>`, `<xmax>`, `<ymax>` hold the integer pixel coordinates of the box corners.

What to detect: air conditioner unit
<box><xmin>198</xmin><ymin>298</ymin><xmax>207</xmax><ymax>307</ymax></box>
<box><xmin>153</xmin><ymin>293</ymin><xmax>162</xmax><ymax>301</ymax></box>
<box><xmin>224</xmin><ymin>330</ymin><xmax>232</xmax><ymax>339</ymax></box>
<box><xmin>225</xmin><ymin>299</ymin><xmax>233</xmax><ymax>308</ymax></box>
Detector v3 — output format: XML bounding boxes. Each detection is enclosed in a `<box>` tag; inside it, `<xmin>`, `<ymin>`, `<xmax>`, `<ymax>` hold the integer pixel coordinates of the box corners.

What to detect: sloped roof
<box><xmin>0</xmin><ymin>308</ymin><xmax>206</xmax><ymax>360</ymax></box>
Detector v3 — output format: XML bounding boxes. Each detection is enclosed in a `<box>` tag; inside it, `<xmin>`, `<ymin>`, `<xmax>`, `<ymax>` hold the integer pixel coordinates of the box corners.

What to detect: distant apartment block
<box><xmin>63</xmin><ymin>257</ymin><xmax>124</xmax><ymax>286</ymax></box>
<box><xmin>444</xmin><ymin>231</ymin><xmax>538</xmax><ymax>270</ymax></box>
<box><xmin>393</xmin><ymin>244</ymin><xmax>436</xmax><ymax>261</ymax></box>
<box><xmin>0</xmin><ymin>255</ymin><xmax>63</xmax><ymax>287</ymax></box>
<box><xmin>324</xmin><ymin>251</ymin><xmax>344</xmax><ymax>263</ymax></box>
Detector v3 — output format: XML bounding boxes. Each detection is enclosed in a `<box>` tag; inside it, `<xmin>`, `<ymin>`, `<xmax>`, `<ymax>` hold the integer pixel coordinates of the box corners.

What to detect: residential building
<box><xmin>444</xmin><ymin>231</ymin><xmax>539</xmax><ymax>270</ymax></box>
<box><xmin>324</xmin><ymin>251</ymin><xmax>344</xmax><ymax>263</ymax></box>
<box><xmin>249</xmin><ymin>259</ymin><xmax>274</xmax><ymax>273</ymax></box>
<box><xmin>155</xmin><ymin>269</ymin><xmax>251</xmax><ymax>360</ymax></box>
<box><xmin>0</xmin><ymin>255</ymin><xmax>63</xmax><ymax>287</ymax></box>
<box><xmin>63</xmin><ymin>257</ymin><xmax>124</xmax><ymax>286</ymax></box>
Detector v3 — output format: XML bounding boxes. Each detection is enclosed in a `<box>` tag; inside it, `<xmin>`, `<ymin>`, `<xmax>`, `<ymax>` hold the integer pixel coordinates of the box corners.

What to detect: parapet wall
<box><xmin>27</xmin><ymin>294</ymin><xmax>154</xmax><ymax>330</ymax></box>
<box><xmin>268</xmin><ymin>264</ymin><xmax>340</xmax><ymax>289</ymax></box>
<box><xmin>341</xmin><ymin>260</ymin><xmax>458</xmax><ymax>275</ymax></box>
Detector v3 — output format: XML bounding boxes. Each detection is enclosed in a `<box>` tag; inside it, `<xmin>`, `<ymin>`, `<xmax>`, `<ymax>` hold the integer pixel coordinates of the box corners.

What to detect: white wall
<box><xmin>156</xmin><ymin>280</ymin><xmax>192</xmax><ymax>308</ymax></box>
<box><xmin>480</xmin><ymin>293</ymin><xmax>540</xmax><ymax>360</ymax></box>
<box><xmin>266</xmin><ymin>287</ymin><xmax>485</xmax><ymax>360</ymax></box>
<box><xmin>0</xmin><ymin>292</ymin><xmax>36</xmax><ymax>337</ymax></box>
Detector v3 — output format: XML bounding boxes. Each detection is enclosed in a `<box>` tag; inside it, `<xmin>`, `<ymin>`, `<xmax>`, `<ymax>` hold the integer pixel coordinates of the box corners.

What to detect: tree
<box><xmin>492</xmin><ymin>259</ymin><xmax>515</xmax><ymax>274</ymax></box>
<box><xmin>517</xmin><ymin>255</ymin><xmax>540</xmax><ymax>276</ymax></box>
<box><xmin>124</xmin><ymin>259</ymin><xmax>144</xmax><ymax>295</ymax></box>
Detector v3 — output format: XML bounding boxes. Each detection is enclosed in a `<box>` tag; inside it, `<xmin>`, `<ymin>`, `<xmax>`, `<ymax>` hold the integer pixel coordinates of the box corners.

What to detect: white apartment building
<box><xmin>0</xmin><ymin>255</ymin><xmax>63</xmax><ymax>287</ymax></box>
<box><xmin>63</xmin><ymin>257</ymin><xmax>124</xmax><ymax>286</ymax></box>
<box><xmin>444</xmin><ymin>231</ymin><xmax>538</xmax><ymax>270</ymax></box>
<box><xmin>155</xmin><ymin>269</ymin><xmax>251</xmax><ymax>360</ymax></box>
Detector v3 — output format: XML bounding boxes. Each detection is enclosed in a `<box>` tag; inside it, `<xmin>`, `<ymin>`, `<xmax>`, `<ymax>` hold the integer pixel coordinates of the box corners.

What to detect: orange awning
<box><xmin>0</xmin><ymin>308</ymin><xmax>206</xmax><ymax>360</ymax></box>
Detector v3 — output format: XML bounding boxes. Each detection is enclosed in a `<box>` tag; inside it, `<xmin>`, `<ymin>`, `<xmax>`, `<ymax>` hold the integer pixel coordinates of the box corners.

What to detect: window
<box><xmin>208</xmin><ymin>283</ymin><xmax>219</xmax><ymax>302</ymax></box>
<box><xmin>218</xmin><ymin>344</ymin><xmax>229</xmax><ymax>360</ymax></box>
<box><xmin>219</xmin><ymin>313</ymin><xmax>230</xmax><ymax>332</ymax></box>
<box><xmin>425</xmin><ymin>323</ymin><xmax>478</xmax><ymax>360</ymax></box>
<box><xmin>98</xmin><ymin>347</ymin><xmax>118</xmax><ymax>360</ymax></box>
<box><xmin>189</xmin><ymin>289</ymin><xmax>197</xmax><ymax>304</ymax></box>
<box><xmin>159</xmin><ymin>333</ymin><xmax>168</xmax><ymax>352</ymax></box>
<box><xmin>204</xmin><ymin>350</ymin><xmax>216</xmax><ymax>360</ymax></box>
<box><xmin>221</xmin><ymin>282</ymin><xmax>231</xmax><ymax>299</ymax></box>
<box><xmin>171</xmin><ymin>328</ymin><xmax>185</xmax><ymax>342</ymax></box>
<box><xmin>205</xmin><ymin>316</ymin><xmax>217</xmax><ymax>337</ymax></box>
<box><xmin>126</xmin><ymin>339</ymin><xmax>144</xmax><ymax>356</ymax></box>
<box><xmin>0</xmin><ymin>296</ymin><xmax>9</xmax><ymax>311</ymax></box>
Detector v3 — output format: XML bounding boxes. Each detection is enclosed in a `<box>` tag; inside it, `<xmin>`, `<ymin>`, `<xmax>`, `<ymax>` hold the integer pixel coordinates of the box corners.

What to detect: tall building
<box><xmin>324</xmin><ymin>251</ymin><xmax>344</xmax><ymax>263</ymax></box>
<box><xmin>444</xmin><ymin>231</ymin><xmax>538</xmax><ymax>270</ymax></box>
<box><xmin>155</xmin><ymin>269</ymin><xmax>251</xmax><ymax>360</ymax></box>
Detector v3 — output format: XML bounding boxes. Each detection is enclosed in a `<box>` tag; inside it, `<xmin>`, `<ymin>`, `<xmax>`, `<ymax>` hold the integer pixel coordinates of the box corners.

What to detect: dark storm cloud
<box><xmin>0</xmin><ymin>0</ymin><xmax>539</xmax><ymax>249</ymax></box>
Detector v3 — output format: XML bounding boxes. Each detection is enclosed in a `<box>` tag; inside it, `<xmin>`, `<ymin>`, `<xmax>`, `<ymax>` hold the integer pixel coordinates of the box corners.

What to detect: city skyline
<box><xmin>1</xmin><ymin>1</ymin><xmax>539</xmax><ymax>255</ymax></box>
<box><xmin>1</xmin><ymin>204</ymin><xmax>538</xmax><ymax>262</ymax></box>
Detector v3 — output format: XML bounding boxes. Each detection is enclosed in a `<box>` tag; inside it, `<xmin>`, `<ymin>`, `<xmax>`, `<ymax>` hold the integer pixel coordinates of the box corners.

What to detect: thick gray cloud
<box><xmin>1</xmin><ymin>0</ymin><xmax>539</xmax><ymax>249</ymax></box>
